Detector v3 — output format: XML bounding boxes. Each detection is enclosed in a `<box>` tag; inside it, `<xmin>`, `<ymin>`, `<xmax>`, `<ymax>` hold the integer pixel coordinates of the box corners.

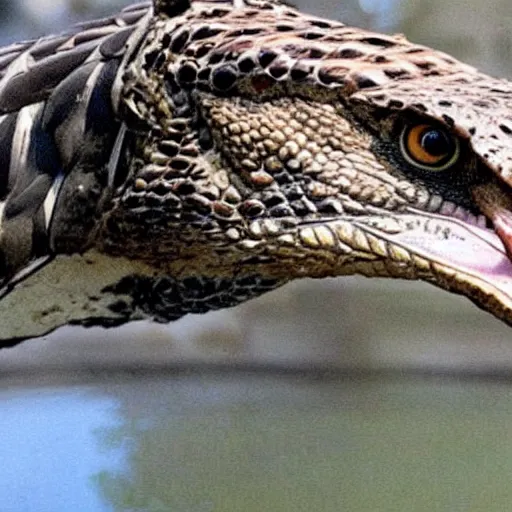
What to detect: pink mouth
<box><xmin>394</xmin><ymin>218</ymin><xmax>512</xmax><ymax>283</ymax></box>
<box><xmin>355</xmin><ymin>209</ymin><xmax>512</xmax><ymax>306</ymax></box>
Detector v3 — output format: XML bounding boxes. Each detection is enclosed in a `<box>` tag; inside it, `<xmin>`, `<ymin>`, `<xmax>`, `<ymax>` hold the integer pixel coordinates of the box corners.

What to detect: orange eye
<box><xmin>400</xmin><ymin>123</ymin><xmax>460</xmax><ymax>171</ymax></box>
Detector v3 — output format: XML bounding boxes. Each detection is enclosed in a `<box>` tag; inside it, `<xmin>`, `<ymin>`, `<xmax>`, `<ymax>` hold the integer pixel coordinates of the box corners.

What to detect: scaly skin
<box><xmin>1</xmin><ymin>0</ymin><xmax>512</xmax><ymax>345</ymax></box>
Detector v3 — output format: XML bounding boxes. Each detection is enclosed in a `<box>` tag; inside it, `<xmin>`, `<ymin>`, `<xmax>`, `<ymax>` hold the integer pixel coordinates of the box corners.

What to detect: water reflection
<box><xmin>2</xmin><ymin>374</ymin><xmax>503</xmax><ymax>512</ymax></box>
<box><xmin>0</xmin><ymin>387</ymin><xmax>123</xmax><ymax>512</ymax></box>
<box><xmin>94</xmin><ymin>375</ymin><xmax>512</xmax><ymax>511</ymax></box>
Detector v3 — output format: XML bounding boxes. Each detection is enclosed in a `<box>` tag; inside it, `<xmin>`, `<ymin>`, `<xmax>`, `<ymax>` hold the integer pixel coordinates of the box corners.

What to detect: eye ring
<box><xmin>400</xmin><ymin>123</ymin><xmax>460</xmax><ymax>172</ymax></box>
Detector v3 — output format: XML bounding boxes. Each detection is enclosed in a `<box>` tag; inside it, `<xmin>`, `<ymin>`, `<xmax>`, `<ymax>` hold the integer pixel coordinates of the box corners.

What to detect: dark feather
<box><xmin>99</xmin><ymin>26</ymin><xmax>138</xmax><ymax>58</ymax></box>
<box><xmin>0</xmin><ymin>43</ymin><xmax>97</xmax><ymax>114</ymax></box>
<box><xmin>0</xmin><ymin>4</ymin><xmax>152</xmax><ymax>114</ymax></box>
<box><xmin>41</xmin><ymin>61</ymin><xmax>99</xmax><ymax>133</ymax></box>
<box><xmin>0</xmin><ymin>113</ymin><xmax>17</xmax><ymax>200</ymax></box>
<box><xmin>86</xmin><ymin>59</ymin><xmax>122</xmax><ymax>134</ymax></box>
<box><xmin>0</xmin><ymin>3</ymin><xmax>153</xmax><ymax>288</ymax></box>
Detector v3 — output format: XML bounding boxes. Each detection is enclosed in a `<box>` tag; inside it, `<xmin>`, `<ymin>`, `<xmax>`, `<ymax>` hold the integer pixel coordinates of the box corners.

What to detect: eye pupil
<box><xmin>421</xmin><ymin>129</ymin><xmax>453</xmax><ymax>157</ymax></box>
<box><xmin>400</xmin><ymin>123</ymin><xmax>461</xmax><ymax>172</ymax></box>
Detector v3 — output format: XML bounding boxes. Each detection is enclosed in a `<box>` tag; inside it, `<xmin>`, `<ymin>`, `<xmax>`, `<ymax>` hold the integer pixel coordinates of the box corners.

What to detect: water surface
<box><xmin>2</xmin><ymin>372</ymin><xmax>512</xmax><ymax>511</ymax></box>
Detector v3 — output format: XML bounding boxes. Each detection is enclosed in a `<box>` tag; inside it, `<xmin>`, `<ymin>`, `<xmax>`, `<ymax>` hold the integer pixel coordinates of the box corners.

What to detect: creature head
<box><xmin>93</xmin><ymin>0</ymin><xmax>512</xmax><ymax>323</ymax></box>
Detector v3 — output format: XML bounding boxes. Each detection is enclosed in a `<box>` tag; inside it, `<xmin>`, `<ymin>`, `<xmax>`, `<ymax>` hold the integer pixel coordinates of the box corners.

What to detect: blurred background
<box><xmin>1</xmin><ymin>1</ymin><xmax>512</xmax><ymax>511</ymax></box>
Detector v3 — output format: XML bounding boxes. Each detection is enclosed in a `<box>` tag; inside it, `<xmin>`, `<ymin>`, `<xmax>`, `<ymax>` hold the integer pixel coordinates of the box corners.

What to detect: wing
<box><xmin>0</xmin><ymin>2</ymin><xmax>153</xmax><ymax>295</ymax></box>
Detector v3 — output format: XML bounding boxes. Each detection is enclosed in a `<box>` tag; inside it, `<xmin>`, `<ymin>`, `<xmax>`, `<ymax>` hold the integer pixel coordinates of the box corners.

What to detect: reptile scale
<box><xmin>1</xmin><ymin>0</ymin><xmax>512</xmax><ymax>345</ymax></box>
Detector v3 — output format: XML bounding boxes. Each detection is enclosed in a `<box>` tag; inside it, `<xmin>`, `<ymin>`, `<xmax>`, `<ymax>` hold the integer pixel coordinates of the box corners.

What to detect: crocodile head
<box><xmin>1</xmin><ymin>0</ymin><xmax>512</xmax><ymax>343</ymax></box>
<box><xmin>94</xmin><ymin>0</ymin><xmax>512</xmax><ymax>327</ymax></box>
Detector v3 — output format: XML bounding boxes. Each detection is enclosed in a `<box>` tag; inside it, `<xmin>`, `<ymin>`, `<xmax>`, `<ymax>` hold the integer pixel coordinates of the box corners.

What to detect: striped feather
<box><xmin>0</xmin><ymin>2</ymin><xmax>153</xmax><ymax>290</ymax></box>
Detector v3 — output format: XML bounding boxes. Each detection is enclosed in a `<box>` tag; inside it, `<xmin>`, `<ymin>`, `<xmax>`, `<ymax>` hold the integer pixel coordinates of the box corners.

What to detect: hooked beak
<box><xmin>340</xmin><ymin>203</ymin><xmax>512</xmax><ymax>325</ymax></box>
<box><xmin>473</xmin><ymin>181</ymin><xmax>512</xmax><ymax>259</ymax></box>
